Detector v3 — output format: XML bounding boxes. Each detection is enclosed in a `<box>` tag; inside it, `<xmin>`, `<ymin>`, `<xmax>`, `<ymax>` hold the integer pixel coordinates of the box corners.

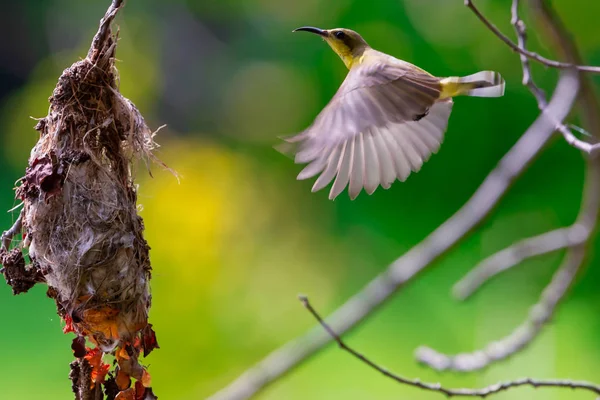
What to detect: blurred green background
<box><xmin>1</xmin><ymin>0</ymin><xmax>599</xmax><ymax>399</ymax></box>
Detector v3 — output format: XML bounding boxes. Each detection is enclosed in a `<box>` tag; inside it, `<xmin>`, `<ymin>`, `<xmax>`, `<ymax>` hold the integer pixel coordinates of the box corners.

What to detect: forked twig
<box><xmin>465</xmin><ymin>0</ymin><xmax>600</xmax><ymax>73</ymax></box>
<box><xmin>452</xmin><ymin>226</ymin><xmax>586</xmax><ymax>300</ymax></box>
<box><xmin>471</xmin><ymin>0</ymin><xmax>600</xmax><ymax>154</ymax></box>
<box><xmin>300</xmin><ymin>295</ymin><xmax>600</xmax><ymax>397</ymax></box>
<box><xmin>1</xmin><ymin>211</ymin><xmax>23</xmax><ymax>252</ymax></box>
<box><xmin>417</xmin><ymin>240</ymin><xmax>589</xmax><ymax>371</ymax></box>
<box><xmin>417</xmin><ymin>0</ymin><xmax>600</xmax><ymax>372</ymax></box>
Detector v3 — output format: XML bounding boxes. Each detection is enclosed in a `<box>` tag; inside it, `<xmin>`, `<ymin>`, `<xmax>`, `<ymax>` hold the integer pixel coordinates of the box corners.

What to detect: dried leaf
<box><xmin>1</xmin><ymin>248</ymin><xmax>44</xmax><ymax>295</ymax></box>
<box><xmin>141</xmin><ymin>324</ymin><xmax>159</xmax><ymax>357</ymax></box>
<box><xmin>63</xmin><ymin>315</ymin><xmax>76</xmax><ymax>334</ymax></box>
<box><xmin>115</xmin><ymin>388</ymin><xmax>135</xmax><ymax>400</ymax></box>
<box><xmin>134</xmin><ymin>381</ymin><xmax>145</xmax><ymax>400</ymax></box>
<box><xmin>72</xmin><ymin>336</ymin><xmax>87</xmax><ymax>358</ymax></box>
<box><xmin>116</xmin><ymin>368</ymin><xmax>132</xmax><ymax>391</ymax></box>
<box><xmin>141</xmin><ymin>369</ymin><xmax>152</xmax><ymax>388</ymax></box>
<box><xmin>84</xmin><ymin>348</ymin><xmax>110</xmax><ymax>386</ymax></box>
<box><xmin>82</xmin><ymin>306</ymin><xmax>120</xmax><ymax>341</ymax></box>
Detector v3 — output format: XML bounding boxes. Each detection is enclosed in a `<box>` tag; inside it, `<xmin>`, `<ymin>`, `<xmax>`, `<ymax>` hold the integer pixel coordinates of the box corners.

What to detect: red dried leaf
<box><xmin>116</xmin><ymin>368</ymin><xmax>132</xmax><ymax>391</ymax></box>
<box><xmin>133</xmin><ymin>382</ymin><xmax>158</xmax><ymax>400</ymax></box>
<box><xmin>115</xmin><ymin>388</ymin><xmax>135</xmax><ymax>400</ymax></box>
<box><xmin>134</xmin><ymin>381</ymin><xmax>145</xmax><ymax>400</ymax></box>
<box><xmin>141</xmin><ymin>324</ymin><xmax>159</xmax><ymax>357</ymax></box>
<box><xmin>84</xmin><ymin>348</ymin><xmax>110</xmax><ymax>386</ymax></box>
<box><xmin>71</xmin><ymin>336</ymin><xmax>87</xmax><ymax>358</ymax></box>
<box><xmin>93</xmin><ymin>363</ymin><xmax>111</xmax><ymax>385</ymax></box>
<box><xmin>24</xmin><ymin>155</ymin><xmax>65</xmax><ymax>200</ymax></box>
<box><xmin>63</xmin><ymin>314</ymin><xmax>76</xmax><ymax>334</ymax></box>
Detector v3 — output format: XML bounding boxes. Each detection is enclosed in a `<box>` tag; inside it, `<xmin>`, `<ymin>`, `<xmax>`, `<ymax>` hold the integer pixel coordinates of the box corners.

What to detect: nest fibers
<box><xmin>1</xmin><ymin>1</ymin><xmax>161</xmax><ymax>397</ymax></box>
<box><xmin>23</xmin><ymin>56</ymin><xmax>155</xmax><ymax>350</ymax></box>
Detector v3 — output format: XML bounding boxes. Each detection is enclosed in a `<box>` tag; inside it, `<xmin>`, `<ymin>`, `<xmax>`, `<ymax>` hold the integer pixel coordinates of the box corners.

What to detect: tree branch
<box><xmin>452</xmin><ymin>226</ymin><xmax>586</xmax><ymax>300</ymax></box>
<box><xmin>300</xmin><ymin>295</ymin><xmax>600</xmax><ymax>398</ymax></box>
<box><xmin>416</xmin><ymin>0</ymin><xmax>600</xmax><ymax>373</ymax></box>
<box><xmin>510</xmin><ymin>0</ymin><xmax>599</xmax><ymax>154</ymax></box>
<box><xmin>465</xmin><ymin>0</ymin><xmax>600</xmax><ymax>73</ymax></box>
<box><xmin>420</xmin><ymin>153</ymin><xmax>600</xmax><ymax>370</ymax></box>
<box><xmin>417</xmin><ymin>239</ymin><xmax>588</xmax><ymax>371</ymax></box>
<box><xmin>208</xmin><ymin>0</ymin><xmax>598</xmax><ymax>397</ymax></box>
<box><xmin>1</xmin><ymin>211</ymin><xmax>23</xmax><ymax>252</ymax></box>
<box><xmin>530</xmin><ymin>0</ymin><xmax>600</xmax><ymax>138</ymax></box>
<box><xmin>510</xmin><ymin>0</ymin><xmax>546</xmax><ymax>107</ymax></box>
<box><xmin>87</xmin><ymin>0</ymin><xmax>124</xmax><ymax>62</ymax></box>
<box><xmin>207</xmin><ymin>70</ymin><xmax>580</xmax><ymax>400</ymax></box>
<box><xmin>558</xmin><ymin>125</ymin><xmax>600</xmax><ymax>154</ymax></box>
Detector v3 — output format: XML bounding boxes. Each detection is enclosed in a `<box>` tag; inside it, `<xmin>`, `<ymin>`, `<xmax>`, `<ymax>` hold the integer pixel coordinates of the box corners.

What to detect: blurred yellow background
<box><xmin>0</xmin><ymin>0</ymin><xmax>599</xmax><ymax>399</ymax></box>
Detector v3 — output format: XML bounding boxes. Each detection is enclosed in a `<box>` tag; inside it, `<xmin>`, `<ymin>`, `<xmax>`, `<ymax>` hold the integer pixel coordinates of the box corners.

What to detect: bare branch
<box><xmin>1</xmin><ymin>211</ymin><xmax>23</xmax><ymax>252</ymax></box>
<box><xmin>208</xmin><ymin>1</ymin><xmax>595</xmax><ymax>397</ymax></box>
<box><xmin>87</xmin><ymin>0</ymin><xmax>125</xmax><ymax>62</ymax></box>
<box><xmin>511</xmin><ymin>0</ymin><xmax>546</xmax><ymax>107</ymax></box>
<box><xmin>416</xmin><ymin>0</ymin><xmax>600</xmax><ymax>373</ymax></box>
<box><xmin>511</xmin><ymin>0</ymin><xmax>600</xmax><ymax>154</ymax></box>
<box><xmin>529</xmin><ymin>0</ymin><xmax>600</xmax><ymax>138</ymax></box>
<box><xmin>300</xmin><ymin>295</ymin><xmax>600</xmax><ymax>397</ymax></box>
<box><xmin>558</xmin><ymin>124</ymin><xmax>600</xmax><ymax>154</ymax></box>
<box><xmin>466</xmin><ymin>0</ymin><xmax>600</xmax><ymax>73</ymax></box>
<box><xmin>452</xmin><ymin>226</ymin><xmax>586</xmax><ymax>300</ymax></box>
<box><xmin>207</xmin><ymin>70</ymin><xmax>580</xmax><ymax>400</ymax></box>
<box><xmin>418</xmin><ymin>147</ymin><xmax>600</xmax><ymax>371</ymax></box>
<box><xmin>417</xmin><ymin>242</ymin><xmax>586</xmax><ymax>371</ymax></box>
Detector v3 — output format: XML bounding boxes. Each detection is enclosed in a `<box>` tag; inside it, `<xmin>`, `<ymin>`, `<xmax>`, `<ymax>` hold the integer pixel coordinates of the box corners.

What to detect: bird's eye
<box><xmin>334</xmin><ymin>31</ymin><xmax>346</xmax><ymax>39</ymax></box>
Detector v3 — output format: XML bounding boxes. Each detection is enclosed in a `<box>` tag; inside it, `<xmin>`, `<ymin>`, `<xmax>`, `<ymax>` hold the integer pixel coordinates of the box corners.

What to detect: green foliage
<box><xmin>0</xmin><ymin>1</ymin><xmax>598</xmax><ymax>399</ymax></box>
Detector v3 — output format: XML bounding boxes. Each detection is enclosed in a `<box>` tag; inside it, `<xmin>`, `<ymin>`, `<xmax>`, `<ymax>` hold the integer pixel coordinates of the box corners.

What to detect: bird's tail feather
<box><xmin>440</xmin><ymin>71</ymin><xmax>505</xmax><ymax>98</ymax></box>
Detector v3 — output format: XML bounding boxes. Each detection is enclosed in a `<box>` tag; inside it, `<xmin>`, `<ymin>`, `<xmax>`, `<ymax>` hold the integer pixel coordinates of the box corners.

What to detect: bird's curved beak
<box><xmin>293</xmin><ymin>26</ymin><xmax>328</xmax><ymax>37</ymax></box>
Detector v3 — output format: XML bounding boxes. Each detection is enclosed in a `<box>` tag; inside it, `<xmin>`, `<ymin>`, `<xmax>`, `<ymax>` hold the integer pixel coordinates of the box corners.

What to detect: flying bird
<box><xmin>279</xmin><ymin>27</ymin><xmax>505</xmax><ymax>200</ymax></box>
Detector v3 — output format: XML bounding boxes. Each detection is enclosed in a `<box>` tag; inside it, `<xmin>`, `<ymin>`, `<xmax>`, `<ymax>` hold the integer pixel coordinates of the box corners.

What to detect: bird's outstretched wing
<box><xmin>282</xmin><ymin>60</ymin><xmax>453</xmax><ymax>200</ymax></box>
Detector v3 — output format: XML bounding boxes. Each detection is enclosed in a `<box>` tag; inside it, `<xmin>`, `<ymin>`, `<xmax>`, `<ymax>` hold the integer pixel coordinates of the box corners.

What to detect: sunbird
<box><xmin>280</xmin><ymin>27</ymin><xmax>505</xmax><ymax>200</ymax></box>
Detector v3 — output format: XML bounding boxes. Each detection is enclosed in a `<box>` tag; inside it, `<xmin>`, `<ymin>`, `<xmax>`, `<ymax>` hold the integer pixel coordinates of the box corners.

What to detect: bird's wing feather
<box><xmin>304</xmin><ymin>100</ymin><xmax>453</xmax><ymax>200</ymax></box>
<box><xmin>284</xmin><ymin>59</ymin><xmax>451</xmax><ymax>200</ymax></box>
<box><xmin>292</xmin><ymin>61</ymin><xmax>442</xmax><ymax>163</ymax></box>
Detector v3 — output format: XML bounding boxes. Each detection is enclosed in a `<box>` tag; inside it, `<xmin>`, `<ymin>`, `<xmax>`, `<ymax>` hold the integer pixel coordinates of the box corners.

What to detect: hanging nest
<box><xmin>1</xmin><ymin>1</ymin><xmax>162</xmax><ymax>398</ymax></box>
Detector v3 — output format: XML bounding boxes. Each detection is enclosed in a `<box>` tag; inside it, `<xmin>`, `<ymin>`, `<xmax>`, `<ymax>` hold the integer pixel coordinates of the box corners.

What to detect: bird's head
<box><xmin>293</xmin><ymin>27</ymin><xmax>369</xmax><ymax>69</ymax></box>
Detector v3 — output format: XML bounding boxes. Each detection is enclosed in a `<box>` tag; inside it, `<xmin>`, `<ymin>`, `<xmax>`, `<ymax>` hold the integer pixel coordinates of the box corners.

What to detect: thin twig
<box><xmin>465</xmin><ymin>0</ymin><xmax>600</xmax><ymax>73</ymax></box>
<box><xmin>87</xmin><ymin>0</ymin><xmax>124</xmax><ymax>62</ymax></box>
<box><xmin>418</xmin><ymin>154</ymin><xmax>600</xmax><ymax>371</ymax></box>
<box><xmin>1</xmin><ymin>211</ymin><xmax>23</xmax><ymax>252</ymax></box>
<box><xmin>558</xmin><ymin>124</ymin><xmax>600</xmax><ymax>154</ymax></box>
<box><xmin>300</xmin><ymin>295</ymin><xmax>600</xmax><ymax>397</ymax></box>
<box><xmin>207</xmin><ymin>71</ymin><xmax>579</xmax><ymax>400</ymax></box>
<box><xmin>417</xmin><ymin>241</ymin><xmax>588</xmax><ymax>371</ymax></box>
<box><xmin>511</xmin><ymin>0</ymin><xmax>546</xmax><ymax>107</ymax></box>
<box><xmin>452</xmin><ymin>226</ymin><xmax>586</xmax><ymax>300</ymax></box>
<box><xmin>416</xmin><ymin>0</ymin><xmax>600</xmax><ymax>373</ymax></box>
<box><xmin>530</xmin><ymin>0</ymin><xmax>600</xmax><ymax>137</ymax></box>
<box><xmin>208</xmin><ymin>1</ymin><xmax>593</xmax><ymax>397</ymax></box>
<box><xmin>510</xmin><ymin>0</ymin><xmax>599</xmax><ymax>154</ymax></box>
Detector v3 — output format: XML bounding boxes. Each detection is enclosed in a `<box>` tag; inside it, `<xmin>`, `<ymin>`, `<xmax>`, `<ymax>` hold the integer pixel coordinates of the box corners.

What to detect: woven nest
<box><xmin>1</xmin><ymin>1</ymin><xmax>160</xmax><ymax>398</ymax></box>
<box><xmin>23</xmin><ymin>53</ymin><xmax>156</xmax><ymax>348</ymax></box>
